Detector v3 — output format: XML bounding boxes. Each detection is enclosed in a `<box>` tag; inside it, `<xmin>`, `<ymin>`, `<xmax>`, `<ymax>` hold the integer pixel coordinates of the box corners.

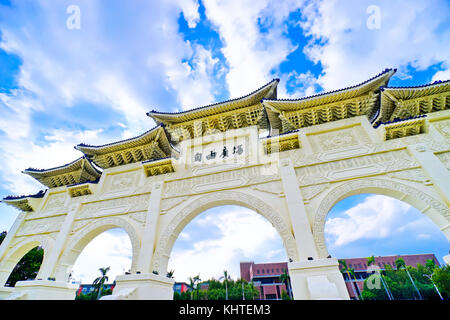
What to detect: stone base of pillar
<box><xmin>288</xmin><ymin>258</ymin><xmax>350</xmax><ymax>300</ymax></box>
<box><xmin>3</xmin><ymin>280</ymin><xmax>78</xmax><ymax>300</ymax></box>
<box><xmin>0</xmin><ymin>287</ymin><xmax>14</xmax><ymax>300</ymax></box>
<box><xmin>101</xmin><ymin>273</ymin><xmax>175</xmax><ymax>300</ymax></box>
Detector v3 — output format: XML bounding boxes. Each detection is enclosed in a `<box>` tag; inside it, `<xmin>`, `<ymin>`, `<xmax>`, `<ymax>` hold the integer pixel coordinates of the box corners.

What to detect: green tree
<box><xmin>219</xmin><ymin>270</ymin><xmax>231</xmax><ymax>300</ymax></box>
<box><xmin>395</xmin><ymin>258</ymin><xmax>423</xmax><ymax>300</ymax></box>
<box><xmin>0</xmin><ymin>231</ymin><xmax>44</xmax><ymax>287</ymax></box>
<box><xmin>281</xmin><ymin>289</ymin><xmax>291</xmax><ymax>300</ymax></box>
<box><xmin>188</xmin><ymin>276</ymin><xmax>195</xmax><ymax>300</ymax></box>
<box><xmin>279</xmin><ymin>268</ymin><xmax>292</xmax><ymax>299</ymax></box>
<box><xmin>339</xmin><ymin>259</ymin><xmax>360</xmax><ymax>300</ymax></box>
<box><xmin>92</xmin><ymin>267</ymin><xmax>110</xmax><ymax>300</ymax></box>
<box><xmin>430</xmin><ymin>265</ymin><xmax>450</xmax><ymax>299</ymax></box>
<box><xmin>193</xmin><ymin>274</ymin><xmax>201</xmax><ymax>299</ymax></box>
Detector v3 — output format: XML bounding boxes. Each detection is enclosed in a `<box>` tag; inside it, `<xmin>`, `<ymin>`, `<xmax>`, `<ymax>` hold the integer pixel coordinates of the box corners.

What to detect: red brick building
<box><xmin>240</xmin><ymin>261</ymin><xmax>290</xmax><ymax>300</ymax></box>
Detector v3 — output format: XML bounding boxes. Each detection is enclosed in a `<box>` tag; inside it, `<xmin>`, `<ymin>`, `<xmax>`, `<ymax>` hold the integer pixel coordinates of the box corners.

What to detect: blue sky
<box><xmin>0</xmin><ymin>0</ymin><xmax>449</xmax><ymax>283</ymax></box>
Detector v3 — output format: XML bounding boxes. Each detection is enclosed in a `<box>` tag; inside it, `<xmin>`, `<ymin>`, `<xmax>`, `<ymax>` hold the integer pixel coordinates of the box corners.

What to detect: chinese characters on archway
<box><xmin>193</xmin><ymin>144</ymin><xmax>244</xmax><ymax>163</ymax></box>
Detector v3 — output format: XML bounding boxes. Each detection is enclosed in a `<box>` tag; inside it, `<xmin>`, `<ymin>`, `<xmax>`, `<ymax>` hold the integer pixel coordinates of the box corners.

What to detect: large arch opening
<box><xmin>70</xmin><ymin>228</ymin><xmax>132</xmax><ymax>283</ymax></box>
<box><xmin>53</xmin><ymin>217</ymin><xmax>139</xmax><ymax>299</ymax></box>
<box><xmin>323</xmin><ymin>192</ymin><xmax>449</xmax><ymax>300</ymax></box>
<box><xmin>313</xmin><ymin>178</ymin><xmax>450</xmax><ymax>259</ymax></box>
<box><xmin>4</xmin><ymin>245</ymin><xmax>44</xmax><ymax>287</ymax></box>
<box><xmin>167</xmin><ymin>205</ymin><xmax>290</xmax><ymax>300</ymax></box>
<box><xmin>0</xmin><ymin>236</ymin><xmax>51</xmax><ymax>287</ymax></box>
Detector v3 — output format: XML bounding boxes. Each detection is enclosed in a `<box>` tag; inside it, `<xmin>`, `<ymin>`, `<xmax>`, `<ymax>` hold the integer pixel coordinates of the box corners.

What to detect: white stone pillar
<box><xmin>288</xmin><ymin>258</ymin><xmax>350</xmax><ymax>300</ymax></box>
<box><xmin>0</xmin><ymin>211</ymin><xmax>27</xmax><ymax>286</ymax></box>
<box><xmin>278</xmin><ymin>157</ymin><xmax>318</xmax><ymax>261</ymax></box>
<box><xmin>101</xmin><ymin>273</ymin><xmax>174</xmax><ymax>300</ymax></box>
<box><xmin>136</xmin><ymin>181</ymin><xmax>164</xmax><ymax>274</ymax></box>
<box><xmin>38</xmin><ymin>202</ymin><xmax>81</xmax><ymax>281</ymax></box>
<box><xmin>408</xmin><ymin>144</ymin><xmax>450</xmax><ymax>206</ymax></box>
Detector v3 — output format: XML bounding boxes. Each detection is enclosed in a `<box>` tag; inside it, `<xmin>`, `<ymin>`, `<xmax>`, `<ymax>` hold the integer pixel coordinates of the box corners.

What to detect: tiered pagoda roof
<box><xmin>377</xmin><ymin>79</ymin><xmax>450</xmax><ymax>123</ymax></box>
<box><xmin>22</xmin><ymin>157</ymin><xmax>101</xmax><ymax>189</ymax></box>
<box><xmin>147</xmin><ymin>79</ymin><xmax>279</xmax><ymax>143</ymax></box>
<box><xmin>75</xmin><ymin>124</ymin><xmax>175</xmax><ymax>169</ymax></box>
<box><xmin>3</xmin><ymin>69</ymin><xmax>449</xmax><ymax>200</ymax></box>
<box><xmin>1</xmin><ymin>190</ymin><xmax>46</xmax><ymax>212</ymax></box>
<box><xmin>262</xmin><ymin>68</ymin><xmax>396</xmax><ymax>133</ymax></box>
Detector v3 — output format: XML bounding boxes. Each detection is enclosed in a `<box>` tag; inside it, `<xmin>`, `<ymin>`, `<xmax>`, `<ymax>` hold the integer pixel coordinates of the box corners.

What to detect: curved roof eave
<box><xmin>262</xmin><ymin>68</ymin><xmax>396</xmax><ymax>110</ymax></box>
<box><xmin>75</xmin><ymin>124</ymin><xmax>172</xmax><ymax>156</ymax></box>
<box><xmin>146</xmin><ymin>78</ymin><xmax>280</xmax><ymax>123</ymax></box>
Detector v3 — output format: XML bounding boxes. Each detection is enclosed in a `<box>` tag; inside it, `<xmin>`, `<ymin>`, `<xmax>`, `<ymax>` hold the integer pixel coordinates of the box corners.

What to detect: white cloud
<box><xmin>168</xmin><ymin>206</ymin><xmax>287</xmax><ymax>283</ymax></box>
<box><xmin>0</xmin><ymin>0</ymin><xmax>221</xmax><ymax>195</ymax></box>
<box><xmin>432</xmin><ymin>69</ymin><xmax>450</xmax><ymax>82</ymax></box>
<box><xmin>417</xmin><ymin>233</ymin><xmax>432</xmax><ymax>240</ymax></box>
<box><xmin>0</xmin><ymin>127</ymin><xmax>105</xmax><ymax>194</ymax></box>
<box><xmin>71</xmin><ymin>228</ymin><xmax>132</xmax><ymax>284</ymax></box>
<box><xmin>325</xmin><ymin>195</ymin><xmax>411</xmax><ymax>246</ymax></box>
<box><xmin>299</xmin><ymin>0</ymin><xmax>450</xmax><ymax>90</ymax></box>
<box><xmin>164</xmin><ymin>44</ymin><xmax>220</xmax><ymax>110</ymax></box>
<box><xmin>202</xmin><ymin>0</ymin><xmax>306</xmax><ymax>97</ymax></box>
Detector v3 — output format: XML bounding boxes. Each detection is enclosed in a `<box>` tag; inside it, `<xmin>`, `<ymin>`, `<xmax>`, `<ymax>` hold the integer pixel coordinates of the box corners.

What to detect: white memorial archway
<box><xmin>0</xmin><ymin>69</ymin><xmax>449</xmax><ymax>300</ymax></box>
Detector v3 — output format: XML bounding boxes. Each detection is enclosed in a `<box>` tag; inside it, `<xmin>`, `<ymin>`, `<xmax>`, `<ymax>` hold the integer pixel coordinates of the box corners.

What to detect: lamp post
<box><xmin>423</xmin><ymin>274</ymin><xmax>443</xmax><ymax>300</ymax></box>
<box><xmin>401</xmin><ymin>266</ymin><xmax>423</xmax><ymax>300</ymax></box>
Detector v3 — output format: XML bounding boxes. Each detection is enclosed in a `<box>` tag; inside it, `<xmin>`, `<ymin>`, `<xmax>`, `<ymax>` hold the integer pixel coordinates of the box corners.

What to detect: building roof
<box><xmin>262</xmin><ymin>68</ymin><xmax>396</xmax><ymax>132</ymax></box>
<box><xmin>1</xmin><ymin>190</ymin><xmax>46</xmax><ymax>212</ymax></box>
<box><xmin>377</xmin><ymin>79</ymin><xmax>450</xmax><ymax>122</ymax></box>
<box><xmin>147</xmin><ymin>79</ymin><xmax>279</xmax><ymax>125</ymax></box>
<box><xmin>22</xmin><ymin>157</ymin><xmax>102</xmax><ymax>189</ymax></box>
<box><xmin>75</xmin><ymin>125</ymin><xmax>176</xmax><ymax>168</ymax></box>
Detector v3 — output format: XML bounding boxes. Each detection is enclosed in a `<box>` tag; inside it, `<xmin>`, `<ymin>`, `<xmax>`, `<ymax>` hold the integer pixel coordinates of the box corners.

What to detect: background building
<box><xmin>76</xmin><ymin>283</ymin><xmax>115</xmax><ymax>297</ymax></box>
<box><xmin>173</xmin><ymin>282</ymin><xmax>190</xmax><ymax>294</ymax></box>
<box><xmin>240</xmin><ymin>261</ymin><xmax>290</xmax><ymax>300</ymax></box>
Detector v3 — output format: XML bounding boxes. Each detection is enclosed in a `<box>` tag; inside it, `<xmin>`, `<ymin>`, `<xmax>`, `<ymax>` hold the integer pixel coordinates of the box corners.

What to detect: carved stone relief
<box><xmin>160</xmin><ymin>196</ymin><xmax>190</xmax><ymax>214</ymax></box>
<box><xmin>163</xmin><ymin>165</ymin><xmax>280</xmax><ymax>198</ymax></box>
<box><xmin>433</xmin><ymin>120</ymin><xmax>450</xmax><ymax>137</ymax></box>
<box><xmin>388</xmin><ymin>168</ymin><xmax>433</xmax><ymax>185</ymax></box>
<box><xmin>252</xmin><ymin>181</ymin><xmax>284</xmax><ymax>197</ymax></box>
<box><xmin>16</xmin><ymin>215</ymin><xmax>66</xmax><ymax>236</ymax></box>
<box><xmin>101</xmin><ymin>170</ymin><xmax>141</xmax><ymax>197</ymax></box>
<box><xmin>436</xmin><ymin>152</ymin><xmax>450</xmax><ymax>170</ymax></box>
<box><xmin>300</xmin><ymin>183</ymin><xmax>330</xmax><ymax>204</ymax></box>
<box><xmin>295</xmin><ymin>149</ymin><xmax>419</xmax><ymax>186</ymax></box>
<box><xmin>77</xmin><ymin>193</ymin><xmax>150</xmax><ymax>220</ymax></box>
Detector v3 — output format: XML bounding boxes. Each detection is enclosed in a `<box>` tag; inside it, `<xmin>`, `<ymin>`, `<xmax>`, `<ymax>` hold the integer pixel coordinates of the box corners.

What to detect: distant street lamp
<box><xmin>423</xmin><ymin>274</ymin><xmax>444</xmax><ymax>300</ymax></box>
<box><xmin>401</xmin><ymin>266</ymin><xmax>423</xmax><ymax>300</ymax></box>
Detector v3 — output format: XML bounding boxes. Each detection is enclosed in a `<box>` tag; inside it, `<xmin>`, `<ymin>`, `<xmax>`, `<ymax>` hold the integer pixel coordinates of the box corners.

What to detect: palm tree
<box><xmin>93</xmin><ymin>266</ymin><xmax>110</xmax><ymax>300</ymax></box>
<box><xmin>188</xmin><ymin>276</ymin><xmax>195</xmax><ymax>300</ymax></box>
<box><xmin>339</xmin><ymin>260</ymin><xmax>360</xmax><ymax>300</ymax></box>
<box><xmin>279</xmin><ymin>268</ymin><xmax>292</xmax><ymax>299</ymax></box>
<box><xmin>366</xmin><ymin>256</ymin><xmax>393</xmax><ymax>300</ymax></box>
<box><xmin>193</xmin><ymin>274</ymin><xmax>201</xmax><ymax>300</ymax></box>
<box><xmin>237</xmin><ymin>278</ymin><xmax>246</xmax><ymax>300</ymax></box>
<box><xmin>219</xmin><ymin>270</ymin><xmax>231</xmax><ymax>300</ymax></box>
